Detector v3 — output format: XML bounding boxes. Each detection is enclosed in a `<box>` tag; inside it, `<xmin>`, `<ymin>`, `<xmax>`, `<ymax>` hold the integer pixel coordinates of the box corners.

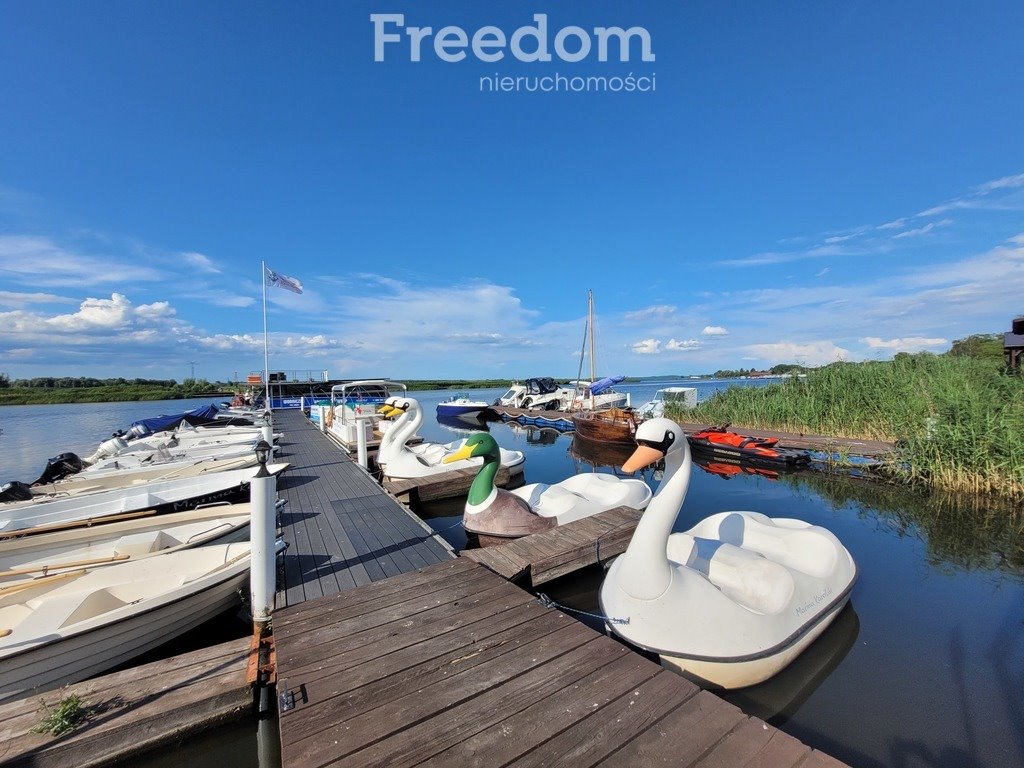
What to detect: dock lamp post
<box><xmin>250</xmin><ymin>440</ymin><xmax>276</xmax><ymax>633</ymax></box>
<box><xmin>260</xmin><ymin>411</ymin><xmax>274</xmax><ymax>444</ymax></box>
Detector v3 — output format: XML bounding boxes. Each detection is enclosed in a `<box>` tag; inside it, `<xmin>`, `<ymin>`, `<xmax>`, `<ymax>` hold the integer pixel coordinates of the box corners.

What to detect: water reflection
<box><xmin>779</xmin><ymin>472</ymin><xmax>1024</xmax><ymax>578</ymax></box>
<box><xmin>721</xmin><ymin>604</ymin><xmax>860</xmax><ymax>726</ymax></box>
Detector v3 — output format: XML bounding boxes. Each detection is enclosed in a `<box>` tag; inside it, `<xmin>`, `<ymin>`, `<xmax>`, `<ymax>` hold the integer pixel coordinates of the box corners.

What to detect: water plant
<box><xmin>672</xmin><ymin>354</ymin><xmax>1024</xmax><ymax>499</ymax></box>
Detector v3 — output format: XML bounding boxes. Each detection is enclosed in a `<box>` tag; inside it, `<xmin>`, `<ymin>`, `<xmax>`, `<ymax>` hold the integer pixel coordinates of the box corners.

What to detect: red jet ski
<box><xmin>687</xmin><ymin>425</ymin><xmax>810</xmax><ymax>467</ymax></box>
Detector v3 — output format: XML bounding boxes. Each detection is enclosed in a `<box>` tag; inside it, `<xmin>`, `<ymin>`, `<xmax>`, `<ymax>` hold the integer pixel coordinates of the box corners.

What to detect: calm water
<box><xmin>3</xmin><ymin>383</ymin><xmax>1022</xmax><ymax>768</ymax></box>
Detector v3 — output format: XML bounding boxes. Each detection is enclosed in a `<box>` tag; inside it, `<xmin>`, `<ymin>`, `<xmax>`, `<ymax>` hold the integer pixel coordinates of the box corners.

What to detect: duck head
<box><xmin>444</xmin><ymin>432</ymin><xmax>501</xmax><ymax>506</ymax></box>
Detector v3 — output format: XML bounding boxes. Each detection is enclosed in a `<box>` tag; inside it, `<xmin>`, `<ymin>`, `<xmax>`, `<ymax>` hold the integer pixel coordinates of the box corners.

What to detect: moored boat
<box><xmin>0</xmin><ymin>505</ymin><xmax>254</xmax><ymax>586</ymax></box>
<box><xmin>570</xmin><ymin>407</ymin><xmax>640</xmax><ymax>446</ymax></box>
<box><xmin>0</xmin><ymin>541</ymin><xmax>281</xmax><ymax>703</ymax></box>
<box><xmin>0</xmin><ymin>462</ymin><xmax>288</xmax><ymax>534</ymax></box>
<box><xmin>687</xmin><ymin>426</ymin><xmax>811</xmax><ymax>467</ymax></box>
<box><xmin>436</xmin><ymin>394</ymin><xmax>491</xmax><ymax>419</ymax></box>
<box><xmin>599</xmin><ymin>418</ymin><xmax>857</xmax><ymax>689</ymax></box>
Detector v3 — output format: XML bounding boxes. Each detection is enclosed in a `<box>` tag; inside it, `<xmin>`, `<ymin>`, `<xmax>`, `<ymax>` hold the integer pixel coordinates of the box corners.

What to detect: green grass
<box><xmin>670</xmin><ymin>355</ymin><xmax>1024</xmax><ymax>499</ymax></box>
<box><xmin>32</xmin><ymin>692</ymin><xmax>84</xmax><ymax>737</ymax></box>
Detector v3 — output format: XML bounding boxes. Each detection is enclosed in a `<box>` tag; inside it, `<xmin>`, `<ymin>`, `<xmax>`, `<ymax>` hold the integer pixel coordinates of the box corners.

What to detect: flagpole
<box><xmin>261</xmin><ymin>260</ymin><xmax>271</xmax><ymax>413</ymax></box>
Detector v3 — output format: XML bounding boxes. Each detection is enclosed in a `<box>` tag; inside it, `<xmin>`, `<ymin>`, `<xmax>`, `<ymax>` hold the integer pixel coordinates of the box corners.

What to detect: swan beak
<box><xmin>443</xmin><ymin>444</ymin><xmax>474</xmax><ymax>464</ymax></box>
<box><xmin>622</xmin><ymin>444</ymin><xmax>663</xmax><ymax>473</ymax></box>
<box><xmin>377</xmin><ymin>404</ymin><xmax>393</xmax><ymax>415</ymax></box>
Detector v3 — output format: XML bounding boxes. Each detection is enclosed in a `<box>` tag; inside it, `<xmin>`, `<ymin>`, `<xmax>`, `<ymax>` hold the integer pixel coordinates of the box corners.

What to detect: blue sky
<box><xmin>1</xmin><ymin>1</ymin><xmax>1022</xmax><ymax>382</ymax></box>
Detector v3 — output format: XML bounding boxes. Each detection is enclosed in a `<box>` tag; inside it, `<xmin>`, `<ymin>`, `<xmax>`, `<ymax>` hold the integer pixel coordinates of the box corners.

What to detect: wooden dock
<box><xmin>273</xmin><ymin>557</ymin><xmax>847</xmax><ymax>768</ymax></box>
<box><xmin>490</xmin><ymin>406</ymin><xmax>896</xmax><ymax>457</ymax></box>
<box><xmin>383</xmin><ymin>463</ymin><xmax>521</xmax><ymax>504</ymax></box>
<box><xmin>461</xmin><ymin>505</ymin><xmax>642</xmax><ymax>587</ymax></box>
<box><xmin>0</xmin><ymin>637</ymin><xmax>251</xmax><ymax>768</ymax></box>
<box><xmin>272</xmin><ymin>409</ymin><xmax>455</xmax><ymax>609</ymax></box>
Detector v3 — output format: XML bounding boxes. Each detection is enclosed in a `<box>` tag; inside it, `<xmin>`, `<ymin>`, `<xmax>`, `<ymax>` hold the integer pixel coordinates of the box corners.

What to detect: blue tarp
<box><xmin>588</xmin><ymin>375</ymin><xmax>625</xmax><ymax>395</ymax></box>
<box><xmin>129</xmin><ymin>404</ymin><xmax>223</xmax><ymax>435</ymax></box>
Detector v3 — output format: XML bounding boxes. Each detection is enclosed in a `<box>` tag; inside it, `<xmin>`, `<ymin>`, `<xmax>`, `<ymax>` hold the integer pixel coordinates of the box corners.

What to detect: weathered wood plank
<box><xmin>417</xmin><ymin>649</ymin><xmax>663</xmax><ymax>767</ymax></box>
<box><xmin>282</xmin><ymin>604</ymin><xmax>570</xmax><ymax>748</ymax></box>
<box><xmin>599</xmin><ymin>689</ymin><xmax>748</xmax><ymax>767</ymax></box>
<box><xmin>0</xmin><ymin>637</ymin><xmax>251</xmax><ymax>768</ymax></box>
<box><xmin>504</xmin><ymin>670</ymin><xmax>699</xmax><ymax>768</ymax></box>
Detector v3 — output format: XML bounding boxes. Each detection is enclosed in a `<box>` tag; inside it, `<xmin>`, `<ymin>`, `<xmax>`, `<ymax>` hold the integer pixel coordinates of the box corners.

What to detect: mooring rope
<box><xmin>537</xmin><ymin>593</ymin><xmax>629</xmax><ymax>625</ymax></box>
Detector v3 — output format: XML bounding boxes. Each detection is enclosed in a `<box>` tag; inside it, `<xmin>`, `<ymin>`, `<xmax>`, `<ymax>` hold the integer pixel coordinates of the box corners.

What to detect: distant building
<box><xmin>1005</xmin><ymin>316</ymin><xmax>1024</xmax><ymax>371</ymax></box>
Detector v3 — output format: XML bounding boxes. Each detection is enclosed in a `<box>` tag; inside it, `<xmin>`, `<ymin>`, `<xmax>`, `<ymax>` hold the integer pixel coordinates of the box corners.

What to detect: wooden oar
<box><xmin>0</xmin><ymin>569</ymin><xmax>87</xmax><ymax>596</ymax></box>
<box><xmin>1</xmin><ymin>553</ymin><xmax>130</xmax><ymax>578</ymax></box>
<box><xmin>0</xmin><ymin>509</ymin><xmax>157</xmax><ymax>540</ymax></box>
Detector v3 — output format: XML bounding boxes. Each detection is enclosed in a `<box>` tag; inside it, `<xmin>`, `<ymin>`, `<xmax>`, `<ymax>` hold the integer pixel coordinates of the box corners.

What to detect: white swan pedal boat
<box><xmin>0</xmin><ymin>540</ymin><xmax>279</xmax><ymax>703</ymax></box>
<box><xmin>599</xmin><ymin>418</ymin><xmax>857</xmax><ymax>689</ymax></box>
<box><xmin>379</xmin><ymin>398</ymin><xmax>524</xmax><ymax>481</ymax></box>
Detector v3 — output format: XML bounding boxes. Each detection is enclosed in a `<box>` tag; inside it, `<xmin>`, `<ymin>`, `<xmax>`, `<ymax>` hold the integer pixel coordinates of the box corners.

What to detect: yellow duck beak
<box><xmin>443</xmin><ymin>443</ymin><xmax>475</xmax><ymax>464</ymax></box>
<box><xmin>621</xmin><ymin>444</ymin><xmax>664</xmax><ymax>473</ymax></box>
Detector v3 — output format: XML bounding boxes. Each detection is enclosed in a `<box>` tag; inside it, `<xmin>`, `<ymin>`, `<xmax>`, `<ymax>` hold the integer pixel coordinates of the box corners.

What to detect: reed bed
<box><xmin>673</xmin><ymin>355</ymin><xmax>1024</xmax><ymax>499</ymax></box>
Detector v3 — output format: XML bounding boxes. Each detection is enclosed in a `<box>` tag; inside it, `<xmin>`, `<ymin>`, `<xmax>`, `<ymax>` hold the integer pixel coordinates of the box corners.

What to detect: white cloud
<box><xmin>624</xmin><ymin>305</ymin><xmax>677</xmax><ymax>322</ymax></box>
<box><xmin>892</xmin><ymin>219</ymin><xmax>952</xmax><ymax>239</ymax></box>
<box><xmin>702</xmin><ymin>326</ymin><xmax>729</xmax><ymax>336</ymax></box>
<box><xmin>632</xmin><ymin>338</ymin><xmax>661</xmax><ymax>355</ymax></box>
<box><xmin>972</xmin><ymin>173</ymin><xmax>1024</xmax><ymax>195</ymax></box>
<box><xmin>861</xmin><ymin>336</ymin><xmax>948</xmax><ymax>353</ymax></box>
<box><xmin>666</xmin><ymin>338</ymin><xmax>701</xmax><ymax>351</ymax></box>
<box><xmin>182</xmin><ymin>252</ymin><xmax>221</xmax><ymax>274</ymax></box>
<box><xmin>877</xmin><ymin>218</ymin><xmax>907</xmax><ymax>231</ymax></box>
<box><xmin>815</xmin><ymin>267</ymin><xmax>830</xmax><ymax>278</ymax></box>
<box><xmin>0</xmin><ymin>291</ymin><xmax>74</xmax><ymax>309</ymax></box>
<box><xmin>0</xmin><ymin>235</ymin><xmax>165</xmax><ymax>286</ymax></box>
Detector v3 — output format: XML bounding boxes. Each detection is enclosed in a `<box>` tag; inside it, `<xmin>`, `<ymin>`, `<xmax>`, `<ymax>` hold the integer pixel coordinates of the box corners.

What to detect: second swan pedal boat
<box><xmin>599</xmin><ymin>418</ymin><xmax>857</xmax><ymax>689</ymax></box>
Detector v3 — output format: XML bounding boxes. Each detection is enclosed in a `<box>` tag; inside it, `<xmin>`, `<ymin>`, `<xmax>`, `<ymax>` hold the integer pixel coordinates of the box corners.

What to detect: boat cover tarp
<box><xmin>128</xmin><ymin>405</ymin><xmax>252</xmax><ymax>436</ymax></box>
<box><xmin>588</xmin><ymin>375</ymin><xmax>625</xmax><ymax>395</ymax></box>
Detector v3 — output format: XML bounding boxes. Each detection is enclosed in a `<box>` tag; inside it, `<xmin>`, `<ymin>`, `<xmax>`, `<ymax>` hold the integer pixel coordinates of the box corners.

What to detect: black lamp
<box><xmin>254</xmin><ymin>440</ymin><xmax>272</xmax><ymax>477</ymax></box>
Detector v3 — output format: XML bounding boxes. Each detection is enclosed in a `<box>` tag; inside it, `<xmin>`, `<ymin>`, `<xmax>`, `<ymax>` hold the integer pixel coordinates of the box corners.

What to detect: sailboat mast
<box><xmin>588</xmin><ymin>290</ymin><xmax>596</xmax><ymax>408</ymax></box>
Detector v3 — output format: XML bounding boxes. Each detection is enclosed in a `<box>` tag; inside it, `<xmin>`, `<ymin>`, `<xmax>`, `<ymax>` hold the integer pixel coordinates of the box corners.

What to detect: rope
<box><xmin>537</xmin><ymin>593</ymin><xmax>629</xmax><ymax>626</ymax></box>
<box><xmin>435</xmin><ymin>519</ymin><xmax>464</xmax><ymax>532</ymax></box>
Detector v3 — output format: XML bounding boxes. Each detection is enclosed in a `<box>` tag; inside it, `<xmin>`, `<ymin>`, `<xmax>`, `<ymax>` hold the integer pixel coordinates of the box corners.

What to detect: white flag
<box><xmin>265</xmin><ymin>266</ymin><xmax>303</xmax><ymax>294</ymax></box>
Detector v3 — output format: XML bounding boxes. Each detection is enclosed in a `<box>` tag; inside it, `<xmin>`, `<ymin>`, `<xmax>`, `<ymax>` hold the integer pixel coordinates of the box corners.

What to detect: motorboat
<box><xmin>0</xmin><ymin>540</ymin><xmax>282</xmax><ymax>703</ymax></box>
<box><xmin>599</xmin><ymin>418</ymin><xmax>857</xmax><ymax>689</ymax></box>
<box><xmin>634</xmin><ymin>387</ymin><xmax>698</xmax><ymax>419</ymax></box>
<box><xmin>82</xmin><ymin>440</ymin><xmax>272</xmax><ymax>474</ymax></box>
<box><xmin>0</xmin><ymin>462</ymin><xmax>289</xmax><ymax>535</ymax></box>
<box><xmin>495</xmin><ymin>377</ymin><xmax>577</xmax><ymax>412</ymax></box>
<box><xmin>436</xmin><ymin>394</ymin><xmax>491</xmax><ymax>419</ymax></box>
<box><xmin>323</xmin><ymin>379</ymin><xmax>409</xmax><ymax>452</ymax></box>
<box><xmin>378</xmin><ymin>398</ymin><xmax>524</xmax><ymax>481</ymax></box>
<box><xmin>20</xmin><ymin>454</ymin><xmax>263</xmax><ymax>499</ymax></box>
<box><xmin>444</xmin><ymin>432</ymin><xmax>651</xmax><ymax>545</ymax></box>
<box><xmin>0</xmin><ymin>505</ymin><xmax>254</xmax><ymax>587</ymax></box>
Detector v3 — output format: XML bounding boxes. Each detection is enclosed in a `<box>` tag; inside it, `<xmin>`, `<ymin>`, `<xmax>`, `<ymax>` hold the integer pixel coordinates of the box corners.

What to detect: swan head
<box><xmin>622</xmin><ymin>417</ymin><xmax>688</xmax><ymax>472</ymax></box>
<box><xmin>443</xmin><ymin>432</ymin><xmax>499</xmax><ymax>464</ymax></box>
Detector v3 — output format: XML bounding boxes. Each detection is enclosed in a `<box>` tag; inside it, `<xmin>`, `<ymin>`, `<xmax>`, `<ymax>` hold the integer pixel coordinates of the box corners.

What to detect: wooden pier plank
<box><xmin>275</xmin><ymin>559</ymin><xmax>849</xmax><ymax>768</ymax></box>
<box><xmin>272</xmin><ymin>410</ymin><xmax>453</xmax><ymax>608</ymax></box>
<box><xmin>0</xmin><ymin>637</ymin><xmax>251</xmax><ymax>768</ymax></box>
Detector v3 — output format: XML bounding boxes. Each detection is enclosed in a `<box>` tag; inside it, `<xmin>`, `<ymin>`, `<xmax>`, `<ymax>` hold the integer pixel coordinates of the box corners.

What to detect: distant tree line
<box><xmin>712</xmin><ymin>364</ymin><xmax>807</xmax><ymax>379</ymax></box>
<box><xmin>6</xmin><ymin>376</ymin><xmax>183</xmax><ymax>389</ymax></box>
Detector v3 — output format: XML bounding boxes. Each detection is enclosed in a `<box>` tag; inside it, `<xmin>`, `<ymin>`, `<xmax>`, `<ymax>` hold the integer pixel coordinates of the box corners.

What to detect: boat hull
<box><xmin>571</xmin><ymin>409</ymin><xmax>638</xmax><ymax>446</ymax></box>
<box><xmin>656</xmin><ymin>598</ymin><xmax>849</xmax><ymax>689</ymax></box>
<box><xmin>0</xmin><ymin>565</ymin><xmax>248</xmax><ymax>703</ymax></box>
